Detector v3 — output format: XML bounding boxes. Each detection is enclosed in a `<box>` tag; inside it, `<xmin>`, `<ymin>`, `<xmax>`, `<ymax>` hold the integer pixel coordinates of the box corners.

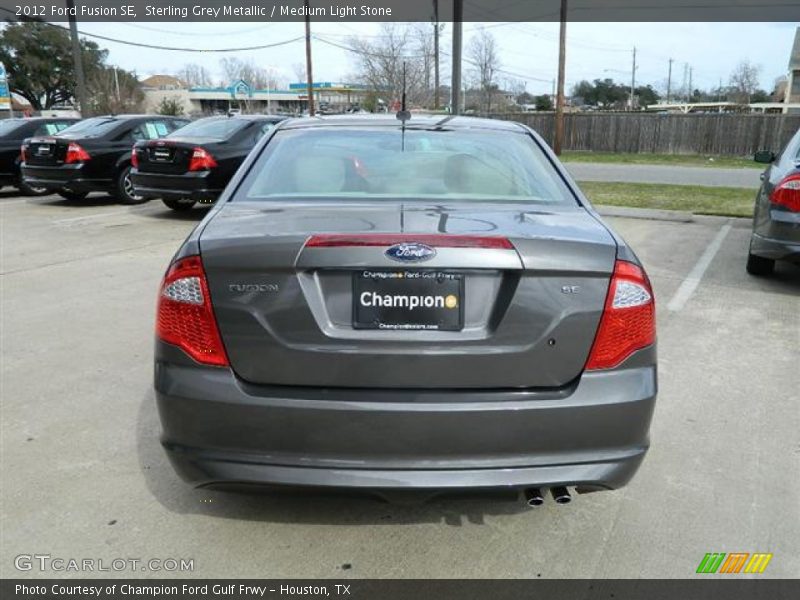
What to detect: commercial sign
<box><xmin>0</xmin><ymin>63</ymin><xmax>10</xmax><ymax>111</ymax></box>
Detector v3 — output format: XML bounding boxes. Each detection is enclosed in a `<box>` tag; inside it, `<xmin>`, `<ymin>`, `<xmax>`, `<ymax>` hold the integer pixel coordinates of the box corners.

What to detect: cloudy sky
<box><xmin>68</xmin><ymin>21</ymin><xmax>796</xmax><ymax>96</ymax></box>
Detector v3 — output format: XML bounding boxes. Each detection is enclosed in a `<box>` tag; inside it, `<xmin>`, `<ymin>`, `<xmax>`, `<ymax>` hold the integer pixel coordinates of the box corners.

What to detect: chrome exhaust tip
<box><xmin>523</xmin><ymin>488</ymin><xmax>545</xmax><ymax>506</ymax></box>
<box><xmin>551</xmin><ymin>486</ymin><xmax>572</xmax><ymax>504</ymax></box>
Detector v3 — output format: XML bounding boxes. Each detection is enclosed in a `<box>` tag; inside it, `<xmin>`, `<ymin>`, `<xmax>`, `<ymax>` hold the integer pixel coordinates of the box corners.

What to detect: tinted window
<box><xmin>239</xmin><ymin>127</ymin><xmax>576</xmax><ymax>205</ymax></box>
<box><xmin>33</xmin><ymin>121</ymin><xmax>74</xmax><ymax>136</ymax></box>
<box><xmin>57</xmin><ymin>117</ymin><xmax>119</xmax><ymax>137</ymax></box>
<box><xmin>168</xmin><ymin>118</ymin><xmax>248</xmax><ymax>140</ymax></box>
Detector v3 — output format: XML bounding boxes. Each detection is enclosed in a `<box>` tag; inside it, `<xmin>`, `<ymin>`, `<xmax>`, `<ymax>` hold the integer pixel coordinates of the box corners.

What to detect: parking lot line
<box><xmin>52</xmin><ymin>205</ymin><xmax>158</xmax><ymax>224</ymax></box>
<box><xmin>666</xmin><ymin>222</ymin><xmax>732</xmax><ymax>312</ymax></box>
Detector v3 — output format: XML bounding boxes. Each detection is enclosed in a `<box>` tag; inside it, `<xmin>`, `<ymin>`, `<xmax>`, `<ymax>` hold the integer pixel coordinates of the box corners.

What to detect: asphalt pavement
<box><xmin>1</xmin><ymin>192</ymin><xmax>798</xmax><ymax>579</ymax></box>
<box><xmin>566</xmin><ymin>162</ymin><xmax>764</xmax><ymax>188</ymax></box>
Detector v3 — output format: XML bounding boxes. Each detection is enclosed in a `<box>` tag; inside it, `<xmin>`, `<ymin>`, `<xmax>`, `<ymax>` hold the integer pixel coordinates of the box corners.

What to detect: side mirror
<box><xmin>754</xmin><ymin>150</ymin><xmax>776</xmax><ymax>164</ymax></box>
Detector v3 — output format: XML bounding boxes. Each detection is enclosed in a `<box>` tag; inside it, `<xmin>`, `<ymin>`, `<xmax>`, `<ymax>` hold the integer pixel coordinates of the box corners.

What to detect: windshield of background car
<box><xmin>55</xmin><ymin>117</ymin><xmax>119</xmax><ymax>137</ymax></box>
<box><xmin>168</xmin><ymin>118</ymin><xmax>248</xmax><ymax>140</ymax></box>
<box><xmin>238</xmin><ymin>127</ymin><xmax>578</xmax><ymax>205</ymax></box>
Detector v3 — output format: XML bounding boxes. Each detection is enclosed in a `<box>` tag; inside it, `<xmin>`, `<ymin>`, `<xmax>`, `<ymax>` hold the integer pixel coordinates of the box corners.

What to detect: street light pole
<box><xmin>553</xmin><ymin>0</ymin><xmax>567</xmax><ymax>155</ymax></box>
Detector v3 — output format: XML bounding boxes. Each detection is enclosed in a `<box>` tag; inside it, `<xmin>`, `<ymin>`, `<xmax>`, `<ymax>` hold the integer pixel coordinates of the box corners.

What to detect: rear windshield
<box><xmin>168</xmin><ymin>118</ymin><xmax>247</xmax><ymax>140</ymax></box>
<box><xmin>0</xmin><ymin>120</ymin><xmax>26</xmax><ymax>136</ymax></box>
<box><xmin>238</xmin><ymin>127</ymin><xmax>577</xmax><ymax>205</ymax></box>
<box><xmin>56</xmin><ymin>117</ymin><xmax>119</xmax><ymax>137</ymax></box>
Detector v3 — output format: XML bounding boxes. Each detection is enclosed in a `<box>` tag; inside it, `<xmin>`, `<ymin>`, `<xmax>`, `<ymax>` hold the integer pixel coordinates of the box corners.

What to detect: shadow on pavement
<box><xmin>136</xmin><ymin>389</ymin><xmax>533</xmax><ymax>526</ymax></box>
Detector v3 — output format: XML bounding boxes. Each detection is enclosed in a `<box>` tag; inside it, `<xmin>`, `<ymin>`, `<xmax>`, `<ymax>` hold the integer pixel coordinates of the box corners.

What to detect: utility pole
<box><xmin>433</xmin><ymin>0</ymin><xmax>440</xmax><ymax>110</ymax></box>
<box><xmin>451</xmin><ymin>0</ymin><xmax>463</xmax><ymax>115</ymax></box>
<box><xmin>666</xmin><ymin>58</ymin><xmax>673</xmax><ymax>103</ymax></box>
<box><xmin>629</xmin><ymin>46</ymin><xmax>636</xmax><ymax>110</ymax></box>
<box><xmin>688</xmin><ymin>66</ymin><xmax>693</xmax><ymax>102</ymax></box>
<box><xmin>304</xmin><ymin>0</ymin><xmax>315</xmax><ymax>116</ymax></box>
<box><xmin>553</xmin><ymin>0</ymin><xmax>567</xmax><ymax>155</ymax></box>
<box><xmin>113</xmin><ymin>66</ymin><xmax>120</xmax><ymax>105</ymax></box>
<box><xmin>66</xmin><ymin>0</ymin><xmax>89</xmax><ymax>117</ymax></box>
<box><xmin>682</xmin><ymin>62</ymin><xmax>688</xmax><ymax>102</ymax></box>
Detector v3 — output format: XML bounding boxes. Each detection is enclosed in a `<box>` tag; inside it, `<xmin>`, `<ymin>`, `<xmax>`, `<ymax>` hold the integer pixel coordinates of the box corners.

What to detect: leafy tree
<box><xmin>157</xmin><ymin>97</ymin><xmax>185</xmax><ymax>116</ymax></box>
<box><xmin>634</xmin><ymin>84</ymin><xmax>660</xmax><ymax>107</ymax></box>
<box><xmin>571</xmin><ymin>78</ymin><xmax>628</xmax><ymax>108</ymax></box>
<box><xmin>0</xmin><ymin>21</ymin><xmax>106</xmax><ymax>110</ymax></box>
<box><xmin>534</xmin><ymin>94</ymin><xmax>553</xmax><ymax>111</ymax></box>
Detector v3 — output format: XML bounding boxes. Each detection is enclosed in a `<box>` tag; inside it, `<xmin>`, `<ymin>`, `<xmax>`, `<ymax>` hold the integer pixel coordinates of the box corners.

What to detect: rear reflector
<box><xmin>130</xmin><ymin>145</ymin><xmax>139</xmax><ymax>168</ymax></box>
<box><xmin>305</xmin><ymin>234</ymin><xmax>514</xmax><ymax>249</ymax></box>
<box><xmin>585</xmin><ymin>260</ymin><xmax>655</xmax><ymax>371</ymax></box>
<box><xmin>65</xmin><ymin>142</ymin><xmax>91</xmax><ymax>164</ymax></box>
<box><xmin>770</xmin><ymin>173</ymin><xmax>800</xmax><ymax>212</ymax></box>
<box><xmin>156</xmin><ymin>255</ymin><xmax>229</xmax><ymax>367</ymax></box>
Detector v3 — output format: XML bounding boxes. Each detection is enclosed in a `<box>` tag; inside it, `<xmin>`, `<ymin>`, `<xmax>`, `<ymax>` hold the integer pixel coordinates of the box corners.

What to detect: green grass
<box><xmin>577</xmin><ymin>181</ymin><xmax>755</xmax><ymax>218</ymax></box>
<box><xmin>562</xmin><ymin>151</ymin><xmax>757</xmax><ymax>169</ymax></box>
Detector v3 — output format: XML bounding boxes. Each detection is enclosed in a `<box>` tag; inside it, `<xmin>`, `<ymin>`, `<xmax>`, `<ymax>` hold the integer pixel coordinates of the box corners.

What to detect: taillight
<box><xmin>130</xmin><ymin>145</ymin><xmax>139</xmax><ymax>168</ymax></box>
<box><xmin>188</xmin><ymin>147</ymin><xmax>217</xmax><ymax>171</ymax></box>
<box><xmin>65</xmin><ymin>142</ymin><xmax>91</xmax><ymax>164</ymax></box>
<box><xmin>156</xmin><ymin>255</ymin><xmax>229</xmax><ymax>367</ymax></box>
<box><xmin>20</xmin><ymin>144</ymin><xmax>28</xmax><ymax>162</ymax></box>
<box><xmin>769</xmin><ymin>173</ymin><xmax>800</xmax><ymax>212</ymax></box>
<box><xmin>305</xmin><ymin>234</ymin><xmax>514</xmax><ymax>249</ymax></box>
<box><xmin>585</xmin><ymin>260</ymin><xmax>655</xmax><ymax>371</ymax></box>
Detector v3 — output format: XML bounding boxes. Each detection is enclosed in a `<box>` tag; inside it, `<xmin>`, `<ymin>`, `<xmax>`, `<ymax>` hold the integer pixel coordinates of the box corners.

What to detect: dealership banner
<box><xmin>3</xmin><ymin>0</ymin><xmax>800</xmax><ymax>23</ymax></box>
<box><xmin>2</xmin><ymin>580</ymin><xmax>799</xmax><ymax>600</ymax></box>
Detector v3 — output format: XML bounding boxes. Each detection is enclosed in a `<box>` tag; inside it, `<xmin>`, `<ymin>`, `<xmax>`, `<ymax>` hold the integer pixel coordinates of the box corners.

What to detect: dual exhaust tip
<box><xmin>523</xmin><ymin>486</ymin><xmax>571</xmax><ymax>506</ymax></box>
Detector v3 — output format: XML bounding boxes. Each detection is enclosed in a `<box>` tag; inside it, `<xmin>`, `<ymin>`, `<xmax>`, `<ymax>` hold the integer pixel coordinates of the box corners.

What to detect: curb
<box><xmin>595</xmin><ymin>205</ymin><xmax>694</xmax><ymax>223</ymax></box>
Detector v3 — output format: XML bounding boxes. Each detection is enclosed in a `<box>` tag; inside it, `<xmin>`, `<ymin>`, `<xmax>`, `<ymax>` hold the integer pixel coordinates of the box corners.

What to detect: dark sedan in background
<box><xmin>748</xmin><ymin>129</ymin><xmax>800</xmax><ymax>275</ymax></box>
<box><xmin>154</xmin><ymin>116</ymin><xmax>657</xmax><ymax>505</ymax></box>
<box><xmin>21</xmin><ymin>115</ymin><xmax>188</xmax><ymax>203</ymax></box>
<box><xmin>131</xmin><ymin>114</ymin><xmax>284</xmax><ymax>211</ymax></box>
<box><xmin>1</xmin><ymin>116</ymin><xmax>78</xmax><ymax>195</ymax></box>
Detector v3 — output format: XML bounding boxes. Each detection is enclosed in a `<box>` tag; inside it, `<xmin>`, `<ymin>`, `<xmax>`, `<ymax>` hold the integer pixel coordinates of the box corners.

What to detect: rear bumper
<box><xmin>750</xmin><ymin>232</ymin><xmax>800</xmax><ymax>263</ymax></box>
<box><xmin>155</xmin><ymin>346</ymin><xmax>657</xmax><ymax>492</ymax></box>
<box><xmin>131</xmin><ymin>170</ymin><xmax>222</xmax><ymax>202</ymax></box>
<box><xmin>21</xmin><ymin>164</ymin><xmax>111</xmax><ymax>193</ymax></box>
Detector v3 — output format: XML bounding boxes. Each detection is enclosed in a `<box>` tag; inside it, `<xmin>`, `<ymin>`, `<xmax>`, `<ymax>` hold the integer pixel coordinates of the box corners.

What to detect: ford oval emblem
<box><xmin>385</xmin><ymin>242</ymin><xmax>437</xmax><ymax>262</ymax></box>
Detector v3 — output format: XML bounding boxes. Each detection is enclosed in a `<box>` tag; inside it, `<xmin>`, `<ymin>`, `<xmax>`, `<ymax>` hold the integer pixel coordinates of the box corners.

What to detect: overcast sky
<box><xmin>71</xmin><ymin>21</ymin><xmax>796</xmax><ymax>96</ymax></box>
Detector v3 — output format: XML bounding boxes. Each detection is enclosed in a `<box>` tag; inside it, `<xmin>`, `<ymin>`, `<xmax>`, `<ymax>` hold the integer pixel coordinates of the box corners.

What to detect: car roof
<box><xmin>3</xmin><ymin>116</ymin><xmax>79</xmax><ymax>122</ymax></box>
<box><xmin>279</xmin><ymin>114</ymin><xmax>526</xmax><ymax>133</ymax></box>
<box><xmin>90</xmin><ymin>114</ymin><xmax>186</xmax><ymax>121</ymax></box>
<box><xmin>194</xmin><ymin>114</ymin><xmax>284</xmax><ymax>122</ymax></box>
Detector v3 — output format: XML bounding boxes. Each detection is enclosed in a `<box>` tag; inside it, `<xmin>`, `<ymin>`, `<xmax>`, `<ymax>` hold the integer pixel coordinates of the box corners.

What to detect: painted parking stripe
<box><xmin>53</xmin><ymin>205</ymin><xmax>159</xmax><ymax>224</ymax></box>
<box><xmin>666</xmin><ymin>222</ymin><xmax>732</xmax><ymax>312</ymax></box>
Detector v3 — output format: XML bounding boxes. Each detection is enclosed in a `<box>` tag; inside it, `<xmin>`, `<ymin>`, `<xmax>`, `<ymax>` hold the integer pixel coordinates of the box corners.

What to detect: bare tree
<box><xmin>176</xmin><ymin>63</ymin><xmax>213</xmax><ymax>88</ymax></box>
<box><xmin>219</xmin><ymin>57</ymin><xmax>283</xmax><ymax>90</ymax></box>
<box><xmin>349</xmin><ymin>23</ymin><xmax>431</xmax><ymax>109</ymax></box>
<box><xmin>87</xmin><ymin>66</ymin><xmax>143</xmax><ymax>114</ymax></box>
<box><xmin>467</xmin><ymin>29</ymin><xmax>501</xmax><ymax>113</ymax></box>
<box><xmin>729</xmin><ymin>59</ymin><xmax>761</xmax><ymax>105</ymax></box>
<box><xmin>292</xmin><ymin>62</ymin><xmax>306</xmax><ymax>83</ymax></box>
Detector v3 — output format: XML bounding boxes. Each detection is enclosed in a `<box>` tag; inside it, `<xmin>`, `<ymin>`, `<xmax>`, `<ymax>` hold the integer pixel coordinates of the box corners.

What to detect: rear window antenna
<box><xmin>396</xmin><ymin>61</ymin><xmax>411</xmax><ymax>123</ymax></box>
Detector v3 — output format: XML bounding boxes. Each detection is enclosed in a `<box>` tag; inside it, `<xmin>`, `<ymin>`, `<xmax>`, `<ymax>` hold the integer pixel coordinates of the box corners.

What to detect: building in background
<box><xmin>141</xmin><ymin>77</ymin><xmax>368</xmax><ymax>116</ymax></box>
<box><xmin>784</xmin><ymin>27</ymin><xmax>800</xmax><ymax>113</ymax></box>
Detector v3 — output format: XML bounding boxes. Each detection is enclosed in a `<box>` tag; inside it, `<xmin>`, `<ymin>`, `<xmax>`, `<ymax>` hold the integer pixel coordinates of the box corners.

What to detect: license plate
<box><xmin>153</xmin><ymin>149</ymin><xmax>171</xmax><ymax>161</ymax></box>
<box><xmin>36</xmin><ymin>145</ymin><xmax>51</xmax><ymax>156</ymax></box>
<box><xmin>353</xmin><ymin>270</ymin><xmax>464</xmax><ymax>331</ymax></box>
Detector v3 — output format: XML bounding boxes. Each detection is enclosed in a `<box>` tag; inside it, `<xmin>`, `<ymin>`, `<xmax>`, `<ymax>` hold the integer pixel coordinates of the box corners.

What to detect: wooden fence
<box><xmin>490</xmin><ymin>113</ymin><xmax>800</xmax><ymax>156</ymax></box>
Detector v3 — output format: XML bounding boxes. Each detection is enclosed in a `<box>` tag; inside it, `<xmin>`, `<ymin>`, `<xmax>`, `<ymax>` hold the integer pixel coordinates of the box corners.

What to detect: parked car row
<box><xmin>10</xmin><ymin>114</ymin><xmax>283</xmax><ymax>210</ymax></box>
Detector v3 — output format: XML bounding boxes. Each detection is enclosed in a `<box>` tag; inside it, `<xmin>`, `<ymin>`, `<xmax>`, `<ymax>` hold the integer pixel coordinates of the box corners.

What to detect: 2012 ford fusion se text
<box><xmin>153</xmin><ymin>115</ymin><xmax>657</xmax><ymax>506</ymax></box>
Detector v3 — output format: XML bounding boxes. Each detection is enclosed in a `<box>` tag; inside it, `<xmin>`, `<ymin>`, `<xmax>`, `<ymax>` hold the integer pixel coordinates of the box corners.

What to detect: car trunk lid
<box><xmin>137</xmin><ymin>138</ymin><xmax>221</xmax><ymax>174</ymax></box>
<box><xmin>199</xmin><ymin>202</ymin><xmax>617</xmax><ymax>389</ymax></box>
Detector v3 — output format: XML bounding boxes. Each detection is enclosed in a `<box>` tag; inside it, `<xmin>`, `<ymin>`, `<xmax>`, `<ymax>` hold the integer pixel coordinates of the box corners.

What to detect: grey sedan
<box><xmin>154</xmin><ymin>116</ymin><xmax>657</xmax><ymax>506</ymax></box>
<box><xmin>748</xmin><ymin>129</ymin><xmax>800</xmax><ymax>275</ymax></box>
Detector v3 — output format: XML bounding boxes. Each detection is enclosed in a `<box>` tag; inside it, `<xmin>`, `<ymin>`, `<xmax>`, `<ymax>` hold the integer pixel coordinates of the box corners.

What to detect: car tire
<box><xmin>17</xmin><ymin>179</ymin><xmax>52</xmax><ymax>197</ymax></box>
<box><xmin>162</xmin><ymin>198</ymin><xmax>197</xmax><ymax>211</ymax></box>
<box><xmin>115</xmin><ymin>166</ymin><xmax>147</xmax><ymax>205</ymax></box>
<box><xmin>746</xmin><ymin>251</ymin><xmax>775</xmax><ymax>276</ymax></box>
<box><xmin>58</xmin><ymin>190</ymin><xmax>89</xmax><ymax>202</ymax></box>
